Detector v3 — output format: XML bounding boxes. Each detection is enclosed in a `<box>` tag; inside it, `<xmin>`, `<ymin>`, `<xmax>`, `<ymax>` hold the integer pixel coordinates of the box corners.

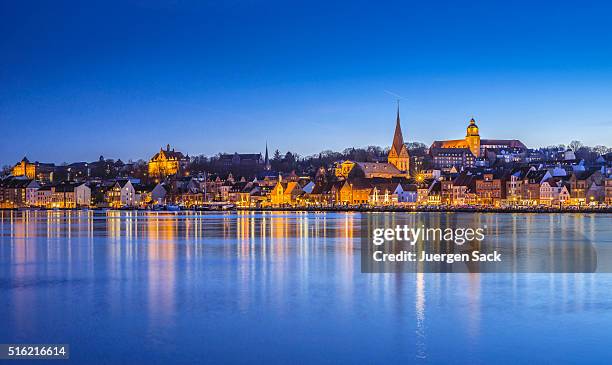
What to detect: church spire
<box><xmin>391</xmin><ymin>100</ymin><xmax>404</xmax><ymax>156</ymax></box>
<box><xmin>264</xmin><ymin>141</ymin><xmax>271</xmax><ymax>171</ymax></box>
<box><xmin>387</xmin><ymin>101</ymin><xmax>410</xmax><ymax>174</ymax></box>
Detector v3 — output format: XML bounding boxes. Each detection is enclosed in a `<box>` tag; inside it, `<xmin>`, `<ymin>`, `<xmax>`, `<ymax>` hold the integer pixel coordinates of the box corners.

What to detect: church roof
<box><xmin>355</xmin><ymin>162</ymin><xmax>402</xmax><ymax>175</ymax></box>
<box><xmin>480</xmin><ymin>139</ymin><xmax>527</xmax><ymax>149</ymax></box>
<box><xmin>390</xmin><ymin>105</ymin><xmax>406</xmax><ymax>156</ymax></box>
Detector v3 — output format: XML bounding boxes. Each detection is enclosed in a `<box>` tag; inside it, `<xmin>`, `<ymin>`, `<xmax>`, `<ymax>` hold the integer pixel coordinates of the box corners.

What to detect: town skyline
<box><xmin>1</xmin><ymin>111</ymin><xmax>608</xmax><ymax>168</ymax></box>
<box><xmin>2</xmin><ymin>138</ymin><xmax>609</xmax><ymax>169</ymax></box>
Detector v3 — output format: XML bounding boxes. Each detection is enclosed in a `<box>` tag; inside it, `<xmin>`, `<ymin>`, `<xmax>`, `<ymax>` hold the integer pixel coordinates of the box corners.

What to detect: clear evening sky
<box><xmin>1</xmin><ymin>1</ymin><xmax>612</xmax><ymax>166</ymax></box>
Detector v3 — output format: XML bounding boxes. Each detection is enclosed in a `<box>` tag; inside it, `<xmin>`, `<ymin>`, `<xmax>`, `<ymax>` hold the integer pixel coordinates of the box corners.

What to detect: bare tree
<box><xmin>593</xmin><ymin>145</ymin><xmax>610</xmax><ymax>156</ymax></box>
<box><xmin>568</xmin><ymin>140</ymin><xmax>583</xmax><ymax>152</ymax></box>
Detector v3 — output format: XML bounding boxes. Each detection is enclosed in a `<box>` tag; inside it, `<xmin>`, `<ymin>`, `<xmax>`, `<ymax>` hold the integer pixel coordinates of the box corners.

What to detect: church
<box><xmin>387</xmin><ymin>105</ymin><xmax>410</xmax><ymax>172</ymax></box>
<box><xmin>336</xmin><ymin>105</ymin><xmax>410</xmax><ymax>179</ymax></box>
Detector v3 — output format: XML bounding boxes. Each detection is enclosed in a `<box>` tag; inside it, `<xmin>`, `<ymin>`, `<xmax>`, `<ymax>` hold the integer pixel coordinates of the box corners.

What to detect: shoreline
<box><xmin>1</xmin><ymin>206</ymin><xmax>611</xmax><ymax>214</ymax></box>
<box><xmin>237</xmin><ymin>206</ymin><xmax>612</xmax><ymax>214</ymax></box>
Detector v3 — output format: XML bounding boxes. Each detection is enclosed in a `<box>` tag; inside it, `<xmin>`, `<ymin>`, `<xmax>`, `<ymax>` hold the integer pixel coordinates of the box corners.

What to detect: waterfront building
<box><xmin>475</xmin><ymin>173</ymin><xmax>506</xmax><ymax>206</ymax></box>
<box><xmin>30</xmin><ymin>186</ymin><xmax>51</xmax><ymax>207</ymax></box>
<box><xmin>397</xmin><ymin>183</ymin><xmax>418</xmax><ymax>204</ymax></box>
<box><xmin>586</xmin><ymin>181</ymin><xmax>606</xmax><ymax>204</ymax></box>
<box><xmin>269</xmin><ymin>176</ymin><xmax>303</xmax><ymax>206</ymax></box>
<box><xmin>540</xmin><ymin>178</ymin><xmax>563</xmax><ymax>206</ymax></box>
<box><xmin>523</xmin><ymin>170</ymin><xmax>552</xmax><ymax>205</ymax></box>
<box><xmin>368</xmin><ymin>181</ymin><xmax>401</xmax><ymax>205</ymax></box>
<box><xmin>451</xmin><ymin>172</ymin><xmax>476</xmax><ymax>205</ymax></box>
<box><xmin>427</xmin><ymin>181</ymin><xmax>442</xmax><ymax>205</ymax></box>
<box><xmin>307</xmin><ymin>181</ymin><xmax>336</xmax><ymax>206</ymax></box>
<box><xmin>440</xmin><ymin>178</ymin><xmax>454</xmax><ymax>205</ymax></box>
<box><xmin>151</xmin><ymin>183</ymin><xmax>169</xmax><ymax>205</ymax></box>
<box><xmin>250</xmin><ymin>185</ymin><xmax>272</xmax><ymax>207</ymax></box>
<box><xmin>0</xmin><ymin>177</ymin><xmax>39</xmax><ymax>208</ymax></box>
<box><xmin>106</xmin><ymin>180</ymin><xmax>138</xmax><ymax>208</ymax></box>
<box><xmin>131</xmin><ymin>184</ymin><xmax>153</xmax><ymax>207</ymax></box>
<box><xmin>335</xmin><ymin>179</ymin><xmax>371</xmax><ymax>205</ymax></box>
<box><xmin>148</xmin><ymin>144</ymin><xmax>190</xmax><ymax>180</ymax></box>
<box><xmin>505</xmin><ymin>167</ymin><xmax>532</xmax><ymax>204</ymax></box>
<box><xmin>559</xmin><ymin>184</ymin><xmax>571</xmax><ymax>204</ymax></box>
<box><xmin>235</xmin><ymin>180</ymin><xmax>262</xmax><ymax>207</ymax></box>
<box><xmin>416</xmin><ymin>181</ymin><xmax>433</xmax><ymax>205</ymax></box>
<box><xmin>605</xmin><ymin>177</ymin><xmax>612</xmax><ymax>205</ymax></box>
<box><xmin>74</xmin><ymin>183</ymin><xmax>92</xmax><ymax>207</ymax></box>
<box><xmin>569</xmin><ymin>170</ymin><xmax>604</xmax><ymax>205</ymax></box>
<box><xmin>50</xmin><ymin>182</ymin><xmax>91</xmax><ymax>208</ymax></box>
<box><xmin>218</xmin><ymin>180</ymin><xmax>233</xmax><ymax>201</ymax></box>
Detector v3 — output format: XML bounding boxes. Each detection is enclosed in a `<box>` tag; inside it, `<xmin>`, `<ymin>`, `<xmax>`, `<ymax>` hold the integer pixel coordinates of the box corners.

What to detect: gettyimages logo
<box><xmin>360</xmin><ymin>214</ymin><xmax>599</xmax><ymax>273</ymax></box>
<box><xmin>372</xmin><ymin>225</ymin><xmax>486</xmax><ymax>246</ymax></box>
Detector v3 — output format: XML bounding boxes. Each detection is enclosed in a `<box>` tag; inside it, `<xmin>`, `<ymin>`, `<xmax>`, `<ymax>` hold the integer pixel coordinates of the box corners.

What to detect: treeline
<box><xmin>188</xmin><ymin>142</ymin><xmax>429</xmax><ymax>177</ymax></box>
<box><xmin>3</xmin><ymin>141</ymin><xmax>609</xmax><ymax>180</ymax></box>
<box><xmin>540</xmin><ymin>141</ymin><xmax>611</xmax><ymax>162</ymax></box>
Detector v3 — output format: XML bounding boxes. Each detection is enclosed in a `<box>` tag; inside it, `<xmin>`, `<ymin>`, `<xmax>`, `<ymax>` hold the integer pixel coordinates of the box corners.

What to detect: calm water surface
<box><xmin>1</xmin><ymin>210</ymin><xmax>611</xmax><ymax>364</ymax></box>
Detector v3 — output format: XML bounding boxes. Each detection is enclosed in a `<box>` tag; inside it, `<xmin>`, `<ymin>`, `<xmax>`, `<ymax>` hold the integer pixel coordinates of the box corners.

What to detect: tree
<box><xmin>284</xmin><ymin>151</ymin><xmax>296</xmax><ymax>164</ymax></box>
<box><xmin>569</xmin><ymin>140</ymin><xmax>583</xmax><ymax>152</ymax></box>
<box><xmin>273</xmin><ymin>149</ymin><xmax>282</xmax><ymax>161</ymax></box>
<box><xmin>406</xmin><ymin>142</ymin><xmax>427</xmax><ymax>150</ymax></box>
<box><xmin>593</xmin><ymin>145</ymin><xmax>610</xmax><ymax>156</ymax></box>
<box><xmin>406</xmin><ymin>142</ymin><xmax>428</xmax><ymax>157</ymax></box>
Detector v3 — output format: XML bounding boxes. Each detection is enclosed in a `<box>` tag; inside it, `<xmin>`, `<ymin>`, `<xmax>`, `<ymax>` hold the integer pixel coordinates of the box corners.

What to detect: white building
<box><xmin>397</xmin><ymin>184</ymin><xmax>418</xmax><ymax>203</ymax></box>
<box><xmin>151</xmin><ymin>183</ymin><xmax>169</xmax><ymax>205</ymax></box>
<box><xmin>540</xmin><ymin>179</ymin><xmax>570</xmax><ymax>206</ymax></box>
<box><xmin>50</xmin><ymin>182</ymin><xmax>90</xmax><ymax>208</ymax></box>
<box><xmin>106</xmin><ymin>180</ymin><xmax>138</xmax><ymax>208</ymax></box>
<box><xmin>29</xmin><ymin>186</ymin><xmax>52</xmax><ymax>207</ymax></box>
<box><xmin>540</xmin><ymin>179</ymin><xmax>561</xmax><ymax>205</ymax></box>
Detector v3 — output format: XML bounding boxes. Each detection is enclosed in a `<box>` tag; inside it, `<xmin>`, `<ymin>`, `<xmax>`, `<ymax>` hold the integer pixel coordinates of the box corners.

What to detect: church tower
<box><xmin>465</xmin><ymin>118</ymin><xmax>481</xmax><ymax>158</ymax></box>
<box><xmin>387</xmin><ymin>104</ymin><xmax>410</xmax><ymax>174</ymax></box>
<box><xmin>264</xmin><ymin>142</ymin><xmax>271</xmax><ymax>171</ymax></box>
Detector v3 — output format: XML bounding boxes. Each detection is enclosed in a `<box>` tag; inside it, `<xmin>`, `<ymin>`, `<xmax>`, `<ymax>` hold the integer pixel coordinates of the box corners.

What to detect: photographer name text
<box><xmin>373</xmin><ymin>250</ymin><xmax>501</xmax><ymax>264</ymax></box>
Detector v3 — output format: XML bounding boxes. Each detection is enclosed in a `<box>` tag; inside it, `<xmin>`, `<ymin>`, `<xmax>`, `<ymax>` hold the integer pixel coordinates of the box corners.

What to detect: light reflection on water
<box><xmin>0</xmin><ymin>210</ymin><xmax>611</xmax><ymax>364</ymax></box>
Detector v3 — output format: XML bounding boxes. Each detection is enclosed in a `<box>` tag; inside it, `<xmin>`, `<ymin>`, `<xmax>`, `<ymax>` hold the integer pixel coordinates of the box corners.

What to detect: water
<box><xmin>0</xmin><ymin>210</ymin><xmax>611</xmax><ymax>364</ymax></box>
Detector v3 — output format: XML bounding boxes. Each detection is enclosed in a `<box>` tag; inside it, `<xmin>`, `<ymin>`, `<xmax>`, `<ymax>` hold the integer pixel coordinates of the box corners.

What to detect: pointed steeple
<box><xmin>387</xmin><ymin>101</ymin><xmax>410</xmax><ymax>174</ymax></box>
<box><xmin>264</xmin><ymin>141</ymin><xmax>271</xmax><ymax>170</ymax></box>
<box><xmin>391</xmin><ymin>101</ymin><xmax>404</xmax><ymax>156</ymax></box>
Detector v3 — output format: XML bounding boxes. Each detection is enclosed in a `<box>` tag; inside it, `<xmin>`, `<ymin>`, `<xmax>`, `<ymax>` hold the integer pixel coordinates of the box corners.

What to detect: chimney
<box><xmin>166</xmin><ymin>144</ymin><xmax>170</xmax><ymax>152</ymax></box>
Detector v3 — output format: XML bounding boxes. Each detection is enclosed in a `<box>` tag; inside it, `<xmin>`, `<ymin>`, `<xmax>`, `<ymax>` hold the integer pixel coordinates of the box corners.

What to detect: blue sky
<box><xmin>1</xmin><ymin>0</ymin><xmax>612</xmax><ymax>166</ymax></box>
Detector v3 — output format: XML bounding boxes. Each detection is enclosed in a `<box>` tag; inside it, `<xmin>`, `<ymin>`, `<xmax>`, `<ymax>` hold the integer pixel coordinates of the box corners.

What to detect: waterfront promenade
<box><xmin>1</xmin><ymin>205</ymin><xmax>610</xmax><ymax>214</ymax></box>
<box><xmin>239</xmin><ymin>205</ymin><xmax>612</xmax><ymax>214</ymax></box>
